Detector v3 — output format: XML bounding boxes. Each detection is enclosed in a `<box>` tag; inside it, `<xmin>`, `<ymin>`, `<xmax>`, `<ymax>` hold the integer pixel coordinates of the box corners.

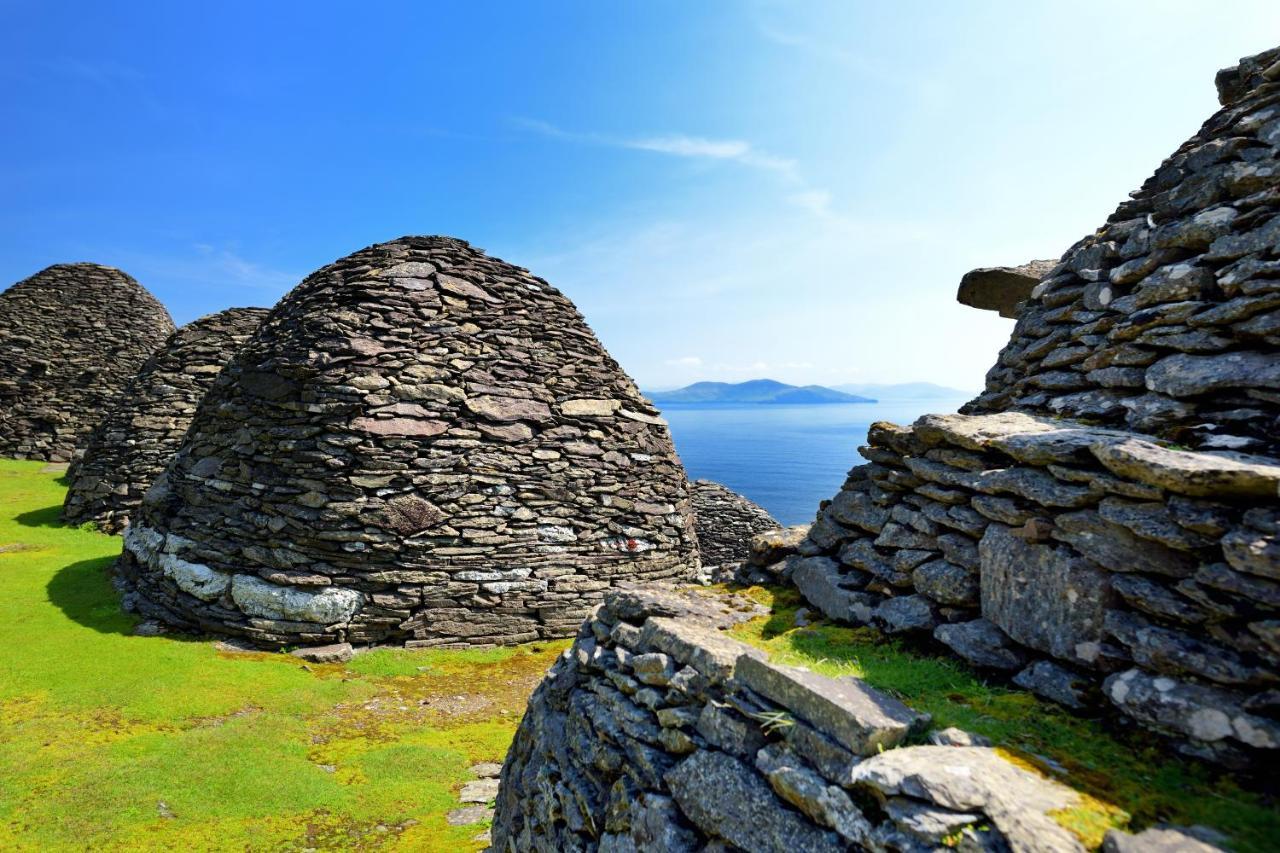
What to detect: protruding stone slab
<box><xmin>1091</xmin><ymin>439</ymin><xmax>1280</xmax><ymax>498</ymax></box>
<box><xmin>956</xmin><ymin>260</ymin><xmax>1057</xmax><ymax>318</ymax></box>
<box><xmin>639</xmin><ymin>618</ymin><xmax>764</xmax><ymax>684</ymax></box>
<box><xmin>734</xmin><ymin>655</ymin><xmax>926</xmax><ymax>755</ymax></box>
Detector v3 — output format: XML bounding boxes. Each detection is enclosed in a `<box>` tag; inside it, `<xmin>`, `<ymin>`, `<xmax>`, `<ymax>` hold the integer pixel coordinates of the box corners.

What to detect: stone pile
<box><xmin>781</xmin><ymin>47</ymin><xmax>1280</xmax><ymax>767</ymax></box>
<box><xmin>493</xmin><ymin>587</ymin><xmax>1114</xmax><ymax>853</ymax></box>
<box><xmin>0</xmin><ymin>263</ymin><xmax>175</xmax><ymax>462</ymax></box>
<box><xmin>114</xmin><ymin>236</ymin><xmax>699</xmax><ymax>648</ymax></box>
<box><xmin>689</xmin><ymin>479</ymin><xmax>780</xmax><ymax>571</ymax></box>
<box><xmin>965</xmin><ymin>46</ymin><xmax>1280</xmax><ymax>456</ymax></box>
<box><xmin>62</xmin><ymin>307</ymin><xmax>269</xmax><ymax>533</ymax></box>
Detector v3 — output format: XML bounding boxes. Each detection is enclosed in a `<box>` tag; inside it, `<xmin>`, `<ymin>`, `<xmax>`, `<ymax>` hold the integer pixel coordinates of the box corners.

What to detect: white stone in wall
<box><xmin>230</xmin><ymin>574</ymin><xmax>363</xmax><ymax>624</ymax></box>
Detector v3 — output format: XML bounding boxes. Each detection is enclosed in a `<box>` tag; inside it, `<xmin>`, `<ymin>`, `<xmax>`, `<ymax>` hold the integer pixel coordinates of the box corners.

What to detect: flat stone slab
<box><xmin>1091</xmin><ymin>438</ymin><xmax>1280</xmax><ymax>498</ymax></box>
<box><xmin>469</xmin><ymin>762</ymin><xmax>502</xmax><ymax>778</ymax></box>
<box><xmin>290</xmin><ymin>642</ymin><xmax>355</xmax><ymax>664</ymax></box>
<box><xmin>459</xmin><ymin>777</ymin><xmax>500</xmax><ymax>803</ymax></box>
<box><xmin>956</xmin><ymin>260</ymin><xmax>1056</xmax><ymax>318</ymax></box>
<box><xmin>848</xmin><ymin>745</ymin><xmax>1084</xmax><ymax>853</ymax></box>
<box><xmin>734</xmin><ymin>654</ymin><xmax>926</xmax><ymax>755</ymax></box>
<box><xmin>445</xmin><ymin>805</ymin><xmax>493</xmax><ymax>826</ymax></box>
<box><xmin>638</xmin><ymin>617</ymin><xmax>765</xmax><ymax>683</ymax></box>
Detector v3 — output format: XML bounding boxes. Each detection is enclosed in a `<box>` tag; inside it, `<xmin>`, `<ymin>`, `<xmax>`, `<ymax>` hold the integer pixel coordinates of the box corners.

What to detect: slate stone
<box><xmin>1104</xmin><ymin>668</ymin><xmax>1280</xmax><ymax>749</ymax></box>
<box><xmin>933</xmin><ymin>619</ymin><xmax>1028</xmax><ymax>671</ymax></box>
<box><xmin>980</xmin><ymin>524</ymin><xmax>1112</xmax><ymax>665</ymax></box>
<box><xmin>1012</xmin><ymin>660</ymin><xmax>1095</xmax><ymax>710</ymax></box>
<box><xmin>664</xmin><ymin>751</ymin><xmax>841</xmax><ymax>853</ymax></box>
<box><xmin>733</xmin><ymin>655</ymin><xmax>926</xmax><ymax>755</ymax></box>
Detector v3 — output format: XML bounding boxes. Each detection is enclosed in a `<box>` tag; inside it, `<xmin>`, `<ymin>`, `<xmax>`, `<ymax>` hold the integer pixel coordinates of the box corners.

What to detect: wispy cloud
<box><xmin>191</xmin><ymin>244</ymin><xmax>299</xmax><ymax>291</ymax></box>
<box><xmin>665</xmin><ymin>355</ymin><xmax>704</xmax><ymax>368</ymax></box>
<box><xmin>513</xmin><ymin>118</ymin><xmax>798</xmax><ymax>180</ymax></box>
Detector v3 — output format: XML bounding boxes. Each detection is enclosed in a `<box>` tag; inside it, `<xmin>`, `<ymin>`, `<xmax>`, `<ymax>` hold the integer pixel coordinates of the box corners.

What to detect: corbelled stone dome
<box><xmin>116</xmin><ymin>236</ymin><xmax>699</xmax><ymax>648</ymax></box>
<box><xmin>0</xmin><ymin>263</ymin><xmax>176</xmax><ymax>462</ymax></box>
<box><xmin>62</xmin><ymin>307</ymin><xmax>269</xmax><ymax>533</ymax></box>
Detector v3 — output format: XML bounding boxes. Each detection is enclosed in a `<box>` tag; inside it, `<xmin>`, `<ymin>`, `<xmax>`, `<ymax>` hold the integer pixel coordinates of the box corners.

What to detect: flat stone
<box><xmin>933</xmin><ymin>619</ymin><xmax>1028</xmax><ymax>671</ymax></box>
<box><xmin>734</xmin><ymin>654</ymin><xmax>926</xmax><ymax>755</ymax></box>
<box><xmin>791</xmin><ymin>555</ymin><xmax>873</xmax><ymax>624</ymax></box>
<box><xmin>469</xmin><ymin>762</ymin><xmax>502</xmax><ymax>778</ymax></box>
<box><xmin>459</xmin><ymin>777</ymin><xmax>501</xmax><ymax>803</ymax></box>
<box><xmin>956</xmin><ymin>260</ymin><xmax>1056</xmax><ymax>318</ymax></box>
<box><xmin>350</xmin><ymin>416</ymin><xmax>448</xmax><ymax>436</ymax></box>
<box><xmin>446</xmin><ymin>805</ymin><xmax>493</xmax><ymax>826</ymax></box>
<box><xmin>560</xmin><ymin>398</ymin><xmax>621</xmax><ymax>417</ymax></box>
<box><xmin>230</xmin><ymin>575</ymin><xmax>363</xmax><ymax>624</ymax></box>
<box><xmin>1053</xmin><ymin>510</ymin><xmax>1199</xmax><ymax>578</ymax></box>
<box><xmin>1104</xmin><ymin>668</ymin><xmax>1280</xmax><ymax>749</ymax></box>
<box><xmin>290</xmin><ymin>642</ymin><xmax>354</xmax><ymax>664</ymax></box>
<box><xmin>1091</xmin><ymin>438</ymin><xmax>1280</xmax><ymax>498</ymax></box>
<box><xmin>638</xmin><ymin>617</ymin><xmax>763</xmax><ymax>684</ymax></box>
<box><xmin>463</xmin><ymin>394</ymin><xmax>553</xmax><ymax>423</ymax></box>
<box><xmin>872</xmin><ymin>594</ymin><xmax>938</xmax><ymax>634</ymax></box>
<box><xmin>980</xmin><ymin>524</ymin><xmax>1112</xmax><ymax>665</ymax></box>
<box><xmin>1012</xmin><ymin>660</ymin><xmax>1094</xmax><ymax>709</ymax></box>
<box><xmin>664</xmin><ymin>750</ymin><xmax>841</xmax><ymax>853</ymax></box>
<box><xmin>848</xmin><ymin>746</ymin><xmax>1084</xmax><ymax>853</ymax></box>
<box><xmin>1145</xmin><ymin>351</ymin><xmax>1280</xmax><ymax>397</ymax></box>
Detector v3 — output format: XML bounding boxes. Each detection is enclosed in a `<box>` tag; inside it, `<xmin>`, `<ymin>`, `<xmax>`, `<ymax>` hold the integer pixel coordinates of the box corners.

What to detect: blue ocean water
<box><xmin>661</xmin><ymin>398</ymin><xmax>972</xmax><ymax>526</ymax></box>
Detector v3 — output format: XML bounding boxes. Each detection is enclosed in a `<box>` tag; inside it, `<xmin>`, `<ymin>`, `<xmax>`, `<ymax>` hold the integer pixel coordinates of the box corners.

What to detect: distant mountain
<box><xmin>646</xmin><ymin>379</ymin><xmax>875</xmax><ymax>405</ymax></box>
<box><xmin>832</xmin><ymin>382</ymin><xmax>972</xmax><ymax>401</ymax></box>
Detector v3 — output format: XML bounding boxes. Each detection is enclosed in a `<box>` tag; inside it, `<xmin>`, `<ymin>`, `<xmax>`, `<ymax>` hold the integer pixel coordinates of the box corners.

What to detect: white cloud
<box><xmin>514</xmin><ymin>119</ymin><xmax>798</xmax><ymax>180</ymax></box>
<box><xmin>665</xmin><ymin>355</ymin><xmax>704</xmax><ymax>367</ymax></box>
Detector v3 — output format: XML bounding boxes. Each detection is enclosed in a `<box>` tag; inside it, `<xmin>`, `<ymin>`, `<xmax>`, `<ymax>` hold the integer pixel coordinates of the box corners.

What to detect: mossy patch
<box><xmin>723</xmin><ymin>584</ymin><xmax>1278</xmax><ymax>852</ymax></box>
<box><xmin>0</xmin><ymin>459</ymin><xmax>562</xmax><ymax>851</ymax></box>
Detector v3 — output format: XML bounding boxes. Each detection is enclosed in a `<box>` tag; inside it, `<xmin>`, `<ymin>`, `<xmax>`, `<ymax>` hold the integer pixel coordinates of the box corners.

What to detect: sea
<box><xmin>661</xmin><ymin>397</ymin><xmax>973</xmax><ymax>527</ymax></box>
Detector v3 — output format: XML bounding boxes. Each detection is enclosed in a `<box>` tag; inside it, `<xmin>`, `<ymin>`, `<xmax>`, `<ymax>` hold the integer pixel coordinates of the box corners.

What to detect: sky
<box><xmin>2</xmin><ymin>2</ymin><xmax>1277</xmax><ymax>393</ymax></box>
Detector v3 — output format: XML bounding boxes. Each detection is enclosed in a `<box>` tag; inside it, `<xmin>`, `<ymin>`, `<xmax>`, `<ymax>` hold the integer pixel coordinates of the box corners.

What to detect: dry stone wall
<box><xmin>114</xmin><ymin>236</ymin><xmax>699</xmax><ymax>648</ymax></box>
<box><xmin>493</xmin><ymin>587</ymin><xmax>1113</xmax><ymax>853</ymax></box>
<box><xmin>783</xmin><ymin>48</ymin><xmax>1280</xmax><ymax>768</ymax></box>
<box><xmin>966</xmin><ymin>46</ymin><xmax>1280</xmax><ymax>456</ymax></box>
<box><xmin>62</xmin><ymin>308</ymin><xmax>269</xmax><ymax>533</ymax></box>
<box><xmin>0</xmin><ymin>263</ymin><xmax>175</xmax><ymax>462</ymax></box>
<box><xmin>689</xmin><ymin>479</ymin><xmax>780</xmax><ymax>570</ymax></box>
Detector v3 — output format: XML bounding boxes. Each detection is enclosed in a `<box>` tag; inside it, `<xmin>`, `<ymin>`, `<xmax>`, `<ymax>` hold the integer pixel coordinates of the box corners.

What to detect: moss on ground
<box><xmin>0</xmin><ymin>460</ymin><xmax>565</xmax><ymax>852</ymax></box>
<box><xmin>726</xmin><ymin>584</ymin><xmax>1278</xmax><ymax>852</ymax></box>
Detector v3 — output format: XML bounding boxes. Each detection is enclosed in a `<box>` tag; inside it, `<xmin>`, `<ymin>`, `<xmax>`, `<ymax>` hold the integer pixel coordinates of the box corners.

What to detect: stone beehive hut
<box><xmin>62</xmin><ymin>307</ymin><xmax>269</xmax><ymax>533</ymax></box>
<box><xmin>115</xmin><ymin>236</ymin><xmax>699</xmax><ymax>648</ymax></box>
<box><xmin>0</xmin><ymin>263</ymin><xmax>175</xmax><ymax>462</ymax></box>
<box><xmin>782</xmin><ymin>46</ymin><xmax>1280</xmax><ymax>767</ymax></box>
<box><xmin>689</xmin><ymin>479</ymin><xmax>779</xmax><ymax>569</ymax></box>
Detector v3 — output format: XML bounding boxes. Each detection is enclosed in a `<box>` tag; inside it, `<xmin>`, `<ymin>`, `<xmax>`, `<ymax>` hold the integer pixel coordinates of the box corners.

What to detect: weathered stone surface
<box><xmin>290</xmin><ymin>642</ymin><xmax>354</xmax><ymax>664</ymax></box>
<box><xmin>62</xmin><ymin>308</ymin><xmax>268</xmax><ymax>533</ymax></box>
<box><xmin>791</xmin><ymin>555</ymin><xmax>873</xmax><ymax>624</ymax></box>
<box><xmin>748</xmin><ymin>524</ymin><xmax>810</xmax><ymax>568</ymax></box>
<box><xmin>848</xmin><ymin>746</ymin><xmax>1085</xmax><ymax>853</ymax></box>
<box><xmin>934</xmin><ymin>619</ymin><xmax>1028</xmax><ymax>671</ymax></box>
<box><xmin>689</xmin><ymin>480</ymin><xmax>779</xmax><ymax>568</ymax></box>
<box><xmin>113</xmin><ymin>237</ymin><xmax>698</xmax><ymax>648</ymax></box>
<box><xmin>734</xmin><ymin>655</ymin><xmax>926</xmax><ymax>755</ymax></box>
<box><xmin>1054</xmin><ymin>510</ymin><xmax>1199</xmax><ymax>578</ymax></box>
<box><xmin>1091</xmin><ymin>439</ymin><xmax>1280</xmax><ymax>499</ymax></box>
<box><xmin>0</xmin><ymin>263</ymin><xmax>175</xmax><ymax>462</ymax></box>
<box><xmin>981</xmin><ymin>524</ymin><xmax>1112</xmax><ymax>664</ymax></box>
<box><xmin>1103</xmin><ymin>826</ymin><xmax>1225</xmax><ymax>853</ymax></box>
<box><xmin>1013</xmin><ymin>660</ymin><xmax>1094</xmax><ymax>709</ymax></box>
<box><xmin>1104</xmin><ymin>668</ymin><xmax>1280</xmax><ymax>750</ymax></box>
<box><xmin>956</xmin><ymin>260</ymin><xmax>1057</xmax><ymax>318</ymax></box>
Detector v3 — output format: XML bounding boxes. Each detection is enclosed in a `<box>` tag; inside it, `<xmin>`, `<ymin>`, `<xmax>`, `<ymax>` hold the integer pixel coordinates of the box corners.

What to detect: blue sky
<box><xmin>2</xmin><ymin>2</ymin><xmax>1276</xmax><ymax>391</ymax></box>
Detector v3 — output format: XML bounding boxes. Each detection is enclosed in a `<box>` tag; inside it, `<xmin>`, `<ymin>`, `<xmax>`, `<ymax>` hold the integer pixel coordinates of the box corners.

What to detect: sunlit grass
<box><xmin>726</xmin><ymin>584</ymin><xmax>1277</xmax><ymax>852</ymax></box>
<box><xmin>0</xmin><ymin>459</ymin><xmax>565</xmax><ymax>851</ymax></box>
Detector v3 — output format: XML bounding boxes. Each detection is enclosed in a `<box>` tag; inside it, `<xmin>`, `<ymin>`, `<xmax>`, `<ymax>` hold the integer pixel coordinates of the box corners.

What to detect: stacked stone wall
<box><xmin>115</xmin><ymin>236</ymin><xmax>699</xmax><ymax>648</ymax></box>
<box><xmin>0</xmin><ymin>263</ymin><xmax>175</xmax><ymax>462</ymax></box>
<box><xmin>965</xmin><ymin>47</ymin><xmax>1280</xmax><ymax>455</ymax></box>
<box><xmin>689</xmin><ymin>479</ymin><xmax>780</xmax><ymax>569</ymax></box>
<box><xmin>62</xmin><ymin>307</ymin><xmax>269</xmax><ymax>533</ymax></box>
<box><xmin>494</xmin><ymin>587</ymin><xmax>1120</xmax><ymax>853</ymax></box>
<box><xmin>791</xmin><ymin>412</ymin><xmax>1279</xmax><ymax>766</ymax></box>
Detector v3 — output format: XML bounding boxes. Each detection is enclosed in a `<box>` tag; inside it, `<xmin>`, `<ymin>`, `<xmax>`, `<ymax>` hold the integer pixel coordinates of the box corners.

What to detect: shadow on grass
<box><xmin>15</xmin><ymin>503</ymin><xmax>66</xmax><ymax>528</ymax></box>
<box><xmin>46</xmin><ymin>556</ymin><xmax>135</xmax><ymax>635</ymax></box>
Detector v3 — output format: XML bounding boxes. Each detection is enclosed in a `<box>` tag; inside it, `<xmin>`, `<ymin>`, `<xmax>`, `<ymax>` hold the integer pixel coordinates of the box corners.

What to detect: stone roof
<box><xmin>689</xmin><ymin>479</ymin><xmax>779</xmax><ymax>568</ymax></box>
<box><xmin>966</xmin><ymin>46</ymin><xmax>1280</xmax><ymax>456</ymax></box>
<box><xmin>956</xmin><ymin>259</ymin><xmax>1057</xmax><ymax>318</ymax></box>
<box><xmin>115</xmin><ymin>236</ymin><xmax>699</xmax><ymax>648</ymax></box>
<box><xmin>62</xmin><ymin>307</ymin><xmax>269</xmax><ymax>533</ymax></box>
<box><xmin>0</xmin><ymin>263</ymin><xmax>175</xmax><ymax>462</ymax></box>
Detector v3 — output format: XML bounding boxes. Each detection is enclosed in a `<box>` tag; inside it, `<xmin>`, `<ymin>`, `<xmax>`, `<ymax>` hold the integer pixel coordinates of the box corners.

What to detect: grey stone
<box><xmin>289</xmin><ymin>642</ymin><xmax>354</xmax><ymax>664</ymax></box>
<box><xmin>912</xmin><ymin>559</ymin><xmax>978</xmax><ymax>606</ymax></box>
<box><xmin>1012</xmin><ymin>660</ymin><xmax>1094</xmax><ymax>709</ymax></box>
<box><xmin>872</xmin><ymin>594</ymin><xmax>938</xmax><ymax>634</ymax></box>
<box><xmin>1104</xmin><ymin>668</ymin><xmax>1280</xmax><ymax>749</ymax></box>
<box><xmin>664</xmin><ymin>751</ymin><xmax>841</xmax><ymax>853</ymax></box>
<box><xmin>957</xmin><ymin>260</ymin><xmax>1056</xmax><ymax>318</ymax></box>
<box><xmin>980</xmin><ymin>524</ymin><xmax>1112</xmax><ymax>665</ymax></box>
<box><xmin>1103</xmin><ymin>826</ymin><xmax>1225</xmax><ymax>853</ymax></box>
<box><xmin>934</xmin><ymin>619</ymin><xmax>1028</xmax><ymax>671</ymax></box>
<box><xmin>1053</xmin><ymin>510</ymin><xmax>1199</xmax><ymax>578</ymax></box>
<box><xmin>734</xmin><ymin>655</ymin><xmax>926</xmax><ymax>755</ymax></box>
<box><xmin>1092</xmin><ymin>438</ymin><xmax>1280</xmax><ymax>498</ymax></box>
<box><xmin>230</xmin><ymin>575</ymin><xmax>363</xmax><ymax>624</ymax></box>
<box><xmin>459</xmin><ymin>777</ymin><xmax>501</xmax><ymax>803</ymax></box>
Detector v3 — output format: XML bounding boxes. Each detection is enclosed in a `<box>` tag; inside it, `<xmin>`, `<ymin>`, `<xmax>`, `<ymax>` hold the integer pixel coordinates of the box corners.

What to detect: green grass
<box><xmin>725</xmin><ymin>585</ymin><xmax>1279</xmax><ymax>852</ymax></box>
<box><xmin>0</xmin><ymin>460</ymin><xmax>566</xmax><ymax>852</ymax></box>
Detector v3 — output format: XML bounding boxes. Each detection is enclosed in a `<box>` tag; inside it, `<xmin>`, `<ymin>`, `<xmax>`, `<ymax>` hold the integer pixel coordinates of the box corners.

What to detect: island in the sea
<box><xmin>646</xmin><ymin>378</ymin><xmax>874</xmax><ymax>405</ymax></box>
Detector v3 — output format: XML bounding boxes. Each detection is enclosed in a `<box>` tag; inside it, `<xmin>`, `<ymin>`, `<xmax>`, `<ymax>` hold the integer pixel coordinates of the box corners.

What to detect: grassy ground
<box><xmin>0</xmin><ymin>460</ymin><xmax>566</xmax><ymax>852</ymax></box>
<box><xmin>724</xmin><ymin>585</ymin><xmax>1279</xmax><ymax>852</ymax></box>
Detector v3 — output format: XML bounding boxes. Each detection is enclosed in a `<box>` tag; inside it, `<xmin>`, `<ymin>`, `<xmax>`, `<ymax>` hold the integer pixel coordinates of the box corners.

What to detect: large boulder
<box><xmin>114</xmin><ymin>236</ymin><xmax>699</xmax><ymax>648</ymax></box>
<box><xmin>0</xmin><ymin>263</ymin><xmax>175</xmax><ymax>461</ymax></box>
<box><xmin>956</xmin><ymin>259</ymin><xmax>1057</xmax><ymax>318</ymax></box>
<box><xmin>62</xmin><ymin>307</ymin><xmax>268</xmax><ymax>532</ymax></box>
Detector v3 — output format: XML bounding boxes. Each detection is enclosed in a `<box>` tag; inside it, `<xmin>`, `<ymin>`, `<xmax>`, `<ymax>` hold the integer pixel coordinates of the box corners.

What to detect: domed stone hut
<box><xmin>689</xmin><ymin>479</ymin><xmax>779</xmax><ymax>570</ymax></box>
<box><xmin>62</xmin><ymin>307</ymin><xmax>269</xmax><ymax>533</ymax></box>
<box><xmin>0</xmin><ymin>263</ymin><xmax>175</xmax><ymax>462</ymax></box>
<box><xmin>116</xmin><ymin>236</ymin><xmax>699</xmax><ymax>648</ymax></box>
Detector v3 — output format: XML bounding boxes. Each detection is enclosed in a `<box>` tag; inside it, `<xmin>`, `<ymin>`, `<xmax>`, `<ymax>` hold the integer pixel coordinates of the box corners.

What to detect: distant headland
<box><xmin>645</xmin><ymin>378</ymin><xmax>970</xmax><ymax>405</ymax></box>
